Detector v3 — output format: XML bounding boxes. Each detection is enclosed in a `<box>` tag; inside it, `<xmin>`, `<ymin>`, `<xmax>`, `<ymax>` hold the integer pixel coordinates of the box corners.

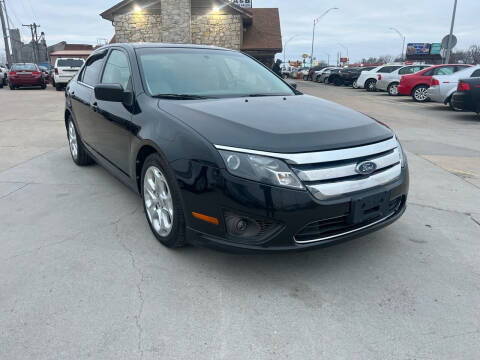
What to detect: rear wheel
<box><xmin>141</xmin><ymin>153</ymin><xmax>186</xmax><ymax>248</ymax></box>
<box><xmin>387</xmin><ymin>82</ymin><xmax>399</xmax><ymax>96</ymax></box>
<box><xmin>333</xmin><ymin>77</ymin><xmax>343</xmax><ymax>86</ymax></box>
<box><xmin>352</xmin><ymin>80</ymin><xmax>359</xmax><ymax>89</ymax></box>
<box><xmin>365</xmin><ymin>79</ymin><xmax>376</xmax><ymax>92</ymax></box>
<box><xmin>412</xmin><ymin>85</ymin><xmax>429</xmax><ymax>102</ymax></box>
<box><xmin>67</xmin><ymin>117</ymin><xmax>94</xmax><ymax>166</ymax></box>
<box><xmin>448</xmin><ymin>97</ymin><xmax>463</xmax><ymax>111</ymax></box>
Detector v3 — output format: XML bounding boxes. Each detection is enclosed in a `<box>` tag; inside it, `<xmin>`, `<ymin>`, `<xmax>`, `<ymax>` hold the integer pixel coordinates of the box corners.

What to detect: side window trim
<box><xmin>78</xmin><ymin>50</ymin><xmax>108</xmax><ymax>88</ymax></box>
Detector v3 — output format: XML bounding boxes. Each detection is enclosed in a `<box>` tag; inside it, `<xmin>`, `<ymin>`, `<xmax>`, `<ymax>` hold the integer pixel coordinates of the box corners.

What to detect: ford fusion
<box><xmin>65</xmin><ymin>43</ymin><xmax>409</xmax><ymax>252</ymax></box>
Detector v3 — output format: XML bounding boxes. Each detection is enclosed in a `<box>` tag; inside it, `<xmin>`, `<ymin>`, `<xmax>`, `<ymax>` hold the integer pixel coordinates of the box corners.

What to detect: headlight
<box><xmin>219</xmin><ymin>150</ymin><xmax>304</xmax><ymax>190</ymax></box>
<box><xmin>395</xmin><ymin>136</ymin><xmax>407</xmax><ymax>167</ymax></box>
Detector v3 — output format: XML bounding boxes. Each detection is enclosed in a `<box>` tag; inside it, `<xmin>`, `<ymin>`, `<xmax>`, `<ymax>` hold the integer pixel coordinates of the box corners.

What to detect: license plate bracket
<box><xmin>348</xmin><ymin>191</ymin><xmax>390</xmax><ymax>224</ymax></box>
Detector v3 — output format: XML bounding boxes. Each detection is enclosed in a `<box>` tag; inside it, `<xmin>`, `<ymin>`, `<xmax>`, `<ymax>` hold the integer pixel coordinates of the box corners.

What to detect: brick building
<box><xmin>100</xmin><ymin>0</ymin><xmax>282</xmax><ymax>66</ymax></box>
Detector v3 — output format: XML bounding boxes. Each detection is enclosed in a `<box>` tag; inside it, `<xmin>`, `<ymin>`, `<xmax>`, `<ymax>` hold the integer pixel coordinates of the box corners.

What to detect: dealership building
<box><xmin>100</xmin><ymin>0</ymin><xmax>282</xmax><ymax>66</ymax></box>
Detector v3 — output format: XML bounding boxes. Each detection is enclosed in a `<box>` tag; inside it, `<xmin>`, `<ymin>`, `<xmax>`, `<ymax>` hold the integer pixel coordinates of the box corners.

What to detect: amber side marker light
<box><xmin>192</xmin><ymin>212</ymin><xmax>219</xmax><ymax>225</ymax></box>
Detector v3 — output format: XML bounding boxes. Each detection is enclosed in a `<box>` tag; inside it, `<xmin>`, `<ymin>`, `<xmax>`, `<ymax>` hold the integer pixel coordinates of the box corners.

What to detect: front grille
<box><xmin>289</xmin><ymin>138</ymin><xmax>402</xmax><ymax>200</ymax></box>
<box><xmin>295</xmin><ymin>196</ymin><xmax>404</xmax><ymax>243</ymax></box>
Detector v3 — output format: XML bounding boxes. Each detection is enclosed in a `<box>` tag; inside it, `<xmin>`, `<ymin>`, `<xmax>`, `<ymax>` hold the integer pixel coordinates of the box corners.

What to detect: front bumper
<box><xmin>173</xmin><ymin>160</ymin><xmax>409</xmax><ymax>253</ymax></box>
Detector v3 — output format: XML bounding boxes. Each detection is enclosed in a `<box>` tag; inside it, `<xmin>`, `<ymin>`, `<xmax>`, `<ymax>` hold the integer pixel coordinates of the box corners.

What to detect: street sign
<box><xmin>441</xmin><ymin>34</ymin><xmax>457</xmax><ymax>49</ymax></box>
<box><xmin>229</xmin><ymin>0</ymin><xmax>252</xmax><ymax>8</ymax></box>
<box><xmin>302</xmin><ymin>53</ymin><xmax>309</xmax><ymax>59</ymax></box>
<box><xmin>430</xmin><ymin>43</ymin><xmax>442</xmax><ymax>55</ymax></box>
<box><xmin>340</xmin><ymin>57</ymin><xmax>349</xmax><ymax>63</ymax></box>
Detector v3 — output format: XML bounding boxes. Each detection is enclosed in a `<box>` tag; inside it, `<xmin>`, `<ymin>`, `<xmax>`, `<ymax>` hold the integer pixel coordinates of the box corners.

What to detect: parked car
<box><xmin>376</xmin><ymin>65</ymin><xmax>432</xmax><ymax>96</ymax></box>
<box><xmin>337</xmin><ymin>67</ymin><xmax>376</xmax><ymax>87</ymax></box>
<box><xmin>8</xmin><ymin>63</ymin><xmax>46</xmax><ymax>90</ymax></box>
<box><xmin>39</xmin><ymin>66</ymin><xmax>51</xmax><ymax>84</ymax></box>
<box><xmin>397</xmin><ymin>64</ymin><xmax>472</xmax><ymax>102</ymax></box>
<box><xmin>297</xmin><ymin>67</ymin><xmax>310</xmax><ymax>80</ymax></box>
<box><xmin>65</xmin><ymin>43</ymin><xmax>408</xmax><ymax>252</ymax></box>
<box><xmin>53</xmin><ymin>57</ymin><xmax>85</xmax><ymax>90</ymax></box>
<box><xmin>356</xmin><ymin>64</ymin><xmax>404</xmax><ymax>92</ymax></box>
<box><xmin>451</xmin><ymin>77</ymin><xmax>480</xmax><ymax>115</ymax></box>
<box><xmin>316</xmin><ymin>67</ymin><xmax>341</xmax><ymax>83</ymax></box>
<box><xmin>0</xmin><ymin>63</ymin><xmax>8</xmax><ymax>87</ymax></box>
<box><xmin>426</xmin><ymin>65</ymin><xmax>480</xmax><ymax>110</ymax></box>
<box><xmin>307</xmin><ymin>65</ymin><xmax>326</xmax><ymax>81</ymax></box>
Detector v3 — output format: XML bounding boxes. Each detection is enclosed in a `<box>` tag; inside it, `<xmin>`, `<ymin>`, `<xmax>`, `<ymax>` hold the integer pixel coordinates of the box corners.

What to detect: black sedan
<box><xmin>451</xmin><ymin>78</ymin><xmax>480</xmax><ymax>115</ymax></box>
<box><xmin>65</xmin><ymin>43</ymin><xmax>408</xmax><ymax>252</ymax></box>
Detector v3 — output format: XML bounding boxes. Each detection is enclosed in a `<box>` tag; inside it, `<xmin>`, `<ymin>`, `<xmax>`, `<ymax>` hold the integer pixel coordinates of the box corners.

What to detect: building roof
<box><xmin>49</xmin><ymin>50</ymin><xmax>93</xmax><ymax>56</ymax></box>
<box><xmin>100</xmin><ymin>0</ymin><xmax>252</xmax><ymax>21</ymax></box>
<box><xmin>241</xmin><ymin>8</ymin><xmax>282</xmax><ymax>52</ymax></box>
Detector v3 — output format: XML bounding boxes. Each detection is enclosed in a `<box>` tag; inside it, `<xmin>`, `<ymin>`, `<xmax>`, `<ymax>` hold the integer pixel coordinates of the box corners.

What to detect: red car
<box><xmin>8</xmin><ymin>63</ymin><xmax>46</xmax><ymax>90</ymax></box>
<box><xmin>398</xmin><ymin>64</ymin><xmax>471</xmax><ymax>102</ymax></box>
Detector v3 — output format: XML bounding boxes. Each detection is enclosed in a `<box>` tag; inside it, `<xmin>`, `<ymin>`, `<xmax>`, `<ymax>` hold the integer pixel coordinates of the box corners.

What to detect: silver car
<box><xmin>426</xmin><ymin>65</ymin><xmax>480</xmax><ymax>109</ymax></box>
<box><xmin>376</xmin><ymin>65</ymin><xmax>432</xmax><ymax>96</ymax></box>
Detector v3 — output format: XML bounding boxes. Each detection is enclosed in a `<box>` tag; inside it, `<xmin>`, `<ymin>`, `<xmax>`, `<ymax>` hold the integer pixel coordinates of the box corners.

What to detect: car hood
<box><xmin>158</xmin><ymin>94</ymin><xmax>393</xmax><ymax>153</ymax></box>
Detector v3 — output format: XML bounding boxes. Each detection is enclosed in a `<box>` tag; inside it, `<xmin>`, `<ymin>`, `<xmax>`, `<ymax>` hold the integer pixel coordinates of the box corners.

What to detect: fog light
<box><xmin>225</xmin><ymin>213</ymin><xmax>260</xmax><ymax>237</ymax></box>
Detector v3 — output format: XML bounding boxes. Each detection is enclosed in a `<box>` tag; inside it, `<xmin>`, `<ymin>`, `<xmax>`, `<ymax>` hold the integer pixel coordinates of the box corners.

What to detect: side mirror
<box><xmin>94</xmin><ymin>83</ymin><xmax>126</xmax><ymax>102</ymax></box>
<box><xmin>287</xmin><ymin>81</ymin><xmax>297</xmax><ymax>89</ymax></box>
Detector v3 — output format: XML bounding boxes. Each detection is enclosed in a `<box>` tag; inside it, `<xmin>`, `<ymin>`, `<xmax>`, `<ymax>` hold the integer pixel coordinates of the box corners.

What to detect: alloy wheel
<box><xmin>389</xmin><ymin>84</ymin><xmax>398</xmax><ymax>96</ymax></box>
<box><xmin>414</xmin><ymin>87</ymin><xmax>428</xmax><ymax>101</ymax></box>
<box><xmin>68</xmin><ymin>121</ymin><xmax>78</xmax><ymax>159</ymax></box>
<box><xmin>143</xmin><ymin>166</ymin><xmax>174</xmax><ymax>237</ymax></box>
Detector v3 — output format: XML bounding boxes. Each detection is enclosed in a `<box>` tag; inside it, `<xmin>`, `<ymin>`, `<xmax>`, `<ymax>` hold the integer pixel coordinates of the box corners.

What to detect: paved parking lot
<box><xmin>1</xmin><ymin>83</ymin><xmax>479</xmax><ymax>359</ymax></box>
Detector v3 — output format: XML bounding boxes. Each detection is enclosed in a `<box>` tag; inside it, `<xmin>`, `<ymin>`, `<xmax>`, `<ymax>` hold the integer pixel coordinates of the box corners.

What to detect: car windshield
<box><xmin>136</xmin><ymin>48</ymin><xmax>295</xmax><ymax>98</ymax></box>
<box><xmin>12</xmin><ymin>64</ymin><xmax>37</xmax><ymax>71</ymax></box>
<box><xmin>57</xmin><ymin>59</ymin><xmax>84</xmax><ymax>67</ymax></box>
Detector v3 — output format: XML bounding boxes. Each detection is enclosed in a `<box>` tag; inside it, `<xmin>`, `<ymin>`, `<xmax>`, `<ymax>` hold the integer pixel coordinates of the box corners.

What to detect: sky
<box><xmin>1</xmin><ymin>0</ymin><xmax>478</xmax><ymax>64</ymax></box>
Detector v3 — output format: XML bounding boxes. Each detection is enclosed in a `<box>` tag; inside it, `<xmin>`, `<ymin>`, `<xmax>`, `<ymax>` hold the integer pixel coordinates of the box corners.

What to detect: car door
<box><xmin>89</xmin><ymin>48</ymin><xmax>135</xmax><ymax>174</ymax></box>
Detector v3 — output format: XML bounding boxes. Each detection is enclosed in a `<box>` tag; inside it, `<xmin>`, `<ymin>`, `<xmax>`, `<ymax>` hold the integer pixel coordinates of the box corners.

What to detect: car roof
<box><xmin>96</xmin><ymin>42</ymin><xmax>234</xmax><ymax>52</ymax></box>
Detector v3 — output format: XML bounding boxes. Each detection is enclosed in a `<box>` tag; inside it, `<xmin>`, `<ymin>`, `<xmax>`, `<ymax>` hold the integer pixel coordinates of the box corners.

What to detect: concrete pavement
<box><xmin>1</xmin><ymin>84</ymin><xmax>479</xmax><ymax>359</ymax></box>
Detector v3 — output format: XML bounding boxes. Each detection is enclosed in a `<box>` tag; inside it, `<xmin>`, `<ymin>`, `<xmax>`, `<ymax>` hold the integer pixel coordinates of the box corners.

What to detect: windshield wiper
<box><xmin>247</xmin><ymin>93</ymin><xmax>285</xmax><ymax>97</ymax></box>
<box><xmin>151</xmin><ymin>93</ymin><xmax>211</xmax><ymax>100</ymax></box>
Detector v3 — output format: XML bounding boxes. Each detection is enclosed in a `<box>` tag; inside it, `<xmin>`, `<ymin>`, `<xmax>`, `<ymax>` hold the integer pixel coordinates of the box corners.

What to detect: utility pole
<box><xmin>310</xmin><ymin>7</ymin><xmax>339</xmax><ymax>67</ymax></box>
<box><xmin>389</xmin><ymin>27</ymin><xmax>406</xmax><ymax>61</ymax></box>
<box><xmin>0</xmin><ymin>0</ymin><xmax>12</xmax><ymax>66</ymax></box>
<box><xmin>23</xmin><ymin>23</ymin><xmax>40</xmax><ymax>63</ymax></box>
<box><xmin>445</xmin><ymin>0</ymin><xmax>458</xmax><ymax>64</ymax></box>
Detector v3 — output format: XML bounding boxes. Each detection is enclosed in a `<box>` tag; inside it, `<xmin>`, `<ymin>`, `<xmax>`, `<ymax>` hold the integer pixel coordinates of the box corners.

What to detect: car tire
<box><xmin>352</xmin><ymin>80</ymin><xmax>359</xmax><ymax>89</ymax></box>
<box><xmin>387</xmin><ymin>83</ymin><xmax>399</xmax><ymax>96</ymax></box>
<box><xmin>303</xmin><ymin>75</ymin><xmax>308</xmax><ymax>81</ymax></box>
<box><xmin>448</xmin><ymin>97</ymin><xmax>463</xmax><ymax>111</ymax></box>
<box><xmin>141</xmin><ymin>153</ymin><xmax>186</xmax><ymax>248</ymax></box>
<box><xmin>333</xmin><ymin>77</ymin><xmax>343</xmax><ymax>86</ymax></box>
<box><xmin>365</xmin><ymin>79</ymin><xmax>376</xmax><ymax>92</ymax></box>
<box><xmin>67</xmin><ymin>117</ymin><xmax>94</xmax><ymax>166</ymax></box>
<box><xmin>55</xmin><ymin>84</ymin><xmax>62</xmax><ymax>91</ymax></box>
<box><xmin>412</xmin><ymin>85</ymin><xmax>429</xmax><ymax>102</ymax></box>
<box><xmin>41</xmin><ymin>84</ymin><xmax>46</xmax><ymax>90</ymax></box>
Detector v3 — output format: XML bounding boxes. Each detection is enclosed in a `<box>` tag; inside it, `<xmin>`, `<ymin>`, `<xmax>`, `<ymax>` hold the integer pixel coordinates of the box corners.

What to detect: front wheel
<box><xmin>365</xmin><ymin>79</ymin><xmax>376</xmax><ymax>92</ymax></box>
<box><xmin>387</xmin><ymin>83</ymin><xmax>399</xmax><ymax>96</ymax></box>
<box><xmin>352</xmin><ymin>80</ymin><xmax>358</xmax><ymax>89</ymax></box>
<box><xmin>448</xmin><ymin>97</ymin><xmax>463</xmax><ymax>111</ymax></box>
<box><xmin>67</xmin><ymin>117</ymin><xmax>94</xmax><ymax>166</ymax></box>
<box><xmin>412</xmin><ymin>85</ymin><xmax>429</xmax><ymax>102</ymax></box>
<box><xmin>141</xmin><ymin>153</ymin><xmax>186</xmax><ymax>248</ymax></box>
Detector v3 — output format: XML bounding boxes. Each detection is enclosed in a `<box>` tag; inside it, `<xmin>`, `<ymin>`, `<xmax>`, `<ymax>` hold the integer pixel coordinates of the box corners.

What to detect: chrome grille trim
<box><xmin>293</xmin><ymin>148</ymin><xmax>401</xmax><ymax>182</ymax></box>
<box><xmin>214</xmin><ymin>137</ymin><xmax>396</xmax><ymax>165</ymax></box>
<box><xmin>306</xmin><ymin>164</ymin><xmax>402</xmax><ymax>200</ymax></box>
<box><xmin>294</xmin><ymin>212</ymin><xmax>396</xmax><ymax>244</ymax></box>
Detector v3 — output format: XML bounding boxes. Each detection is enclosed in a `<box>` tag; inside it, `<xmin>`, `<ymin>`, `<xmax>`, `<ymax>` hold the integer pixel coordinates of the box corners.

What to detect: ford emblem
<box><xmin>355</xmin><ymin>161</ymin><xmax>377</xmax><ymax>175</ymax></box>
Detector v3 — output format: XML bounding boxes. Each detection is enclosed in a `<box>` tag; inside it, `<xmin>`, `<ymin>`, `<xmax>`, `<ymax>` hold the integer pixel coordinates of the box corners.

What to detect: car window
<box><xmin>57</xmin><ymin>59</ymin><xmax>84</xmax><ymax>67</ymax></box>
<box><xmin>12</xmin><ymin>64</ymin><xmax>37</xmax><ymax>71</ymax></box>
<box><xmin>471</xmin><ymin>69</ymin><xmax>480</xmax><ymax>77</ymax></box>
<box><xmin>137</xmin><ymin>48</ymin><xmax>294</xmax><ymax>98</ymax></box>
<box><xmin>378</xmin><ymin>66</ymin><xmax>402</xmax><ymax>73</ymax></box>
<box><xmin>81</xmin><ymin>54</ymin><xmax>106</xmax><ymax>86</ymax></box>
<box><xmin>434</xmin><ymin>66</ymin><xmax>455</xmax><ymax>75</ymax></box>
<box><xmin>101</xmin><ymin>50</ymin><xmax>131</xmax><ymax>90</ymax></box>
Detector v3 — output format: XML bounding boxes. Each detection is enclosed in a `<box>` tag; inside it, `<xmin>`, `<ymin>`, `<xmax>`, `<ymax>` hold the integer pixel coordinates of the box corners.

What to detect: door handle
<box><xmin>91</xmin><ymin>102</ymin><xmax>98</xmax><ymax>112</ymax></box>
<box><xmin>70</xmin><ymin>91</ymin><xmax>75</xmax><ymax>96</ymax></box>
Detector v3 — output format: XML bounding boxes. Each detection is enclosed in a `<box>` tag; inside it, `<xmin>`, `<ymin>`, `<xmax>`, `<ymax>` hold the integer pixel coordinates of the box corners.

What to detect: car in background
<box><xmin>356</xmin><ymin>64</ymin><xmax>404</xmax><ymax>92</ymax></box>
<box><xmin>397</xmin><ymin>64</ymin><xmax>472</xmax><ymax>102</ymax></box>
<box><xmin>426</xmin><ymin>65</ymin><xmax>480</xmax><ymax>110</ymax></box>
<box><xmin>0</xmin><ymin>63</ymin><xmax>8</xmax><ymax>87</ymax></box>
<box><xmin>307</xmin><ymin>65</ymin><xmax>326</xmax><ymax>81</ymax></box>
<box><xmin>451</xmin><ymin>77</ymin><xmax>480</xmax><ymax>115</ymax></box>
<box><xmin>376</xmin><ymin>65</ymin><xmax>432</xmax><ymax>96</ymax></box>
<box><xmin>39</xmin><ymin>66</ymin><xmax>51</xmax><ymax>84</ymax></box>
<box><xmin>337</xmin><ymin>67</ymin><xmax>376</xmax><ymax>87</ymax></box>
<box><xmin>8</xmin><ymin>63</ymin><xmax>46</xmax><ymax>90</ymax></box>
<box><xmin>297</xmin><ymin>67</ymin><xmax>310</xmax><ymax>80</ymax></box>
<box><xmin>312</xmin><ymin>67</ymin><xmax>336</xmax><ymax>82</ymax></box>
<box><xmin>316</xmin><ymin>67</ymin><xmax>340</xmax><ymax>83</ymax></box>
<box><xmin>53</xmin><ymin>58</ymin><xmax>85</xmax><ymax>90</ymax></box>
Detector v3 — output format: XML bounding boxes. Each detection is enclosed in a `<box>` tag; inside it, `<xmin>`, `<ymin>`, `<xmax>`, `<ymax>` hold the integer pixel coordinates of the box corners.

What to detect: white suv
<box><xmin>0</xmin><ymin>63</ymin><xmax>8</xmax><ymax>88</ymax></box>
<box><xmin>53</xmin><ymin>58</ymin><xmax>85</xmax><ymax>91</ymax></box>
